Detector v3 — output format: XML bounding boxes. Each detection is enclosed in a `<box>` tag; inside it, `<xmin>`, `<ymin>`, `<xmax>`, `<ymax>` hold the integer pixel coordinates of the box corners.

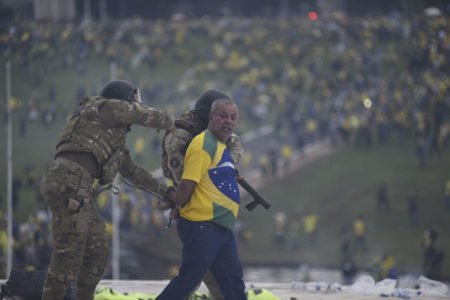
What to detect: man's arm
<box><xmin>99</xmin><ymin>99</ymin><xmax>175</xmax><ymax>131</ymax></box>
<box><xmin>172</xmin><ymin>133</ymin><xmax>208</xmax><ymax>214</ymax></box>
<box><xmin>119</xmin><ymin>147</ymin><xmax>174</xmax><ymax>201</ymax></box>
<box><xmin>174</xmin><ymin>179</ymin><xmax>197</xmax><ymax>208</ymax></box>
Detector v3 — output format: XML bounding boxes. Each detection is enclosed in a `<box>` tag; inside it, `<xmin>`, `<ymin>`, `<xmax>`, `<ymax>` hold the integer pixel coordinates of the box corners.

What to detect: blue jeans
<box><xmin>156</xmin><ymin>218</ymin><xmax>246</xmax><ymax>300</ymax></box>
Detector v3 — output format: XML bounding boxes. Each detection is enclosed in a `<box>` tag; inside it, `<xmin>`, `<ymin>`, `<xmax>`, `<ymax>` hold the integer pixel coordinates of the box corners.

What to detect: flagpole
<box><xmin>6</xmin><ymin>61</ymin><xmax>13</xmax><ymax>276</ymax></box>
<box><xmin>110</xmin><ymin>62</ymin><xmax>120</xmax><ymax>280</ymax></box>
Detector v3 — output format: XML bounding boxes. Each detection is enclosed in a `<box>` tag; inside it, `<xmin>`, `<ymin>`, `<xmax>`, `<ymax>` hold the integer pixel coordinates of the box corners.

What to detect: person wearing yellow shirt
<box><xmin>280</xmin><ymin>144</ymin><xmax>292</xmax><ymax>173</ymax></box>
<box><xmin>134</xmin><ymin>137</ymin><xmax>146</xmax><ymax>163</ymax></box>
<box><xmin>353</xmin><ymin>216</ymin><xmax>367</xmax><ymax>252</ymax></box>
<box><xmin>157</xmin><ymin>98</ymin><xmax>246</xmax><ymax>300</ymax></box>
<box><xmin>303</xmin><ymin>212</ymin><xmax>319</xmax><ymax>246</ymax></box>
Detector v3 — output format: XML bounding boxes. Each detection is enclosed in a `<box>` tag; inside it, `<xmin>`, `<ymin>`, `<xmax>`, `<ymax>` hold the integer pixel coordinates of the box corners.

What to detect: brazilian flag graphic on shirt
<box><xmin>208</xmin><ymin>148</ymin><xmax>240</xmax><ymax>227</ymax></box>
<box><xmin>180</xmin><ymin>131</ymin><xmax>240</xmax><ymax>230</ymax></box>
<box><xmin>209</xmin><ymin>150</ymin><xmax>240</xmax><ymax>203</ymax></box>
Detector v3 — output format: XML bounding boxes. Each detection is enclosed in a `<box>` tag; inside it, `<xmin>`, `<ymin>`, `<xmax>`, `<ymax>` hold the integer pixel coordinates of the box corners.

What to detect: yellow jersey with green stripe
<box><xmin>180</xmin><ymin>130</ymin><xmax>240</xmax><ymax>230</ymax></box>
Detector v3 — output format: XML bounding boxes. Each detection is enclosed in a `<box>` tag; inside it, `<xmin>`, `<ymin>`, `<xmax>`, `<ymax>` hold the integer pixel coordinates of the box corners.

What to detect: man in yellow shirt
<box><xmin>156</xmin><ymin>98</ymin><xmax>246</xmax><ymax>299</ymax></box>
<box><xmin>353</xmin><ymin>216</ymin><xmax>367</xmax><ymax>252</ymax></box>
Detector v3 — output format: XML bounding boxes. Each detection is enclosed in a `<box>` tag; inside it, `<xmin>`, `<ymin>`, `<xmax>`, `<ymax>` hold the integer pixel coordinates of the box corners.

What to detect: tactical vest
<box><xmin>160</xmin><ymin>111</ymin><xmax>202</xmax><ymax>181</ymax></box>
<box><xmin>55</xmin><ymin>97</ymin><xmax>128</xmax><ymax>174</ymax></box>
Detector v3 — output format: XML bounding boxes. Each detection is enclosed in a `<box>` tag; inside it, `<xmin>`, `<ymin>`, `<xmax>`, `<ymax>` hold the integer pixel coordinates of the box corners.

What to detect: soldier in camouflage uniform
<box><xmin>160</xmin><ymin>89</ymin><xmax>243</xmax><ymax>300</ymax></box>
<box><xmin>40</xmin><ymin>80</ymin><xmax>176</xmax><ymax>300</ymax></box>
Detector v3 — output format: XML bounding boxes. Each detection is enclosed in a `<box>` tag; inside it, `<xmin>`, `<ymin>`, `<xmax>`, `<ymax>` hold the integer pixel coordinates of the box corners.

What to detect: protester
<box><xmin>353</xmin><ymin>216</ymin><xmax>368</xmax><ymax>253</ymax></box>
<box><xmin>422</xmin><ymin>229</ymin><xmax>445</xmax><ymax>280</ymax></box>
<box><xmin>303</xmin><ymin>211</ymin><xmax>319</xmax><ymax>247</ymax></box>
<box><xmin>376</xmin><ymin>182</ymin><xmax>390</xmax><ymax>214</ymax></box>
<box><xmin>272</xmin><ymin>211</ymin><xmax>287</xmax><ymax>247</ymax></box>
<box><xmin>40</xmin><ymin>79</ymin><xmax>176</xmax><ymax>300</ymax></box>
<box><xmin>159</xmin><ymin>89</ymin><xmax>244</xmax><ymax>300</ymax></box>
<box><xmin>156</xmin><ymin>98</ymin><xmax>246</xmax><ymax>299</ymax></box>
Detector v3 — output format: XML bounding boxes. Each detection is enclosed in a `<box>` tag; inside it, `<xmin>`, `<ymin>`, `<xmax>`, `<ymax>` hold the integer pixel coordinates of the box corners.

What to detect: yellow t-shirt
<box><xmin>353</xmin><ymin>219</ymin><xmax>365</xmax><ymax>236</ymax></box>
<box><xmin>303</xmin><ymin>214</ymin><xmax>318</xmax><ymax>234</ymax></box>
<box><xmin>180</xmin><ymin>131</ymin><xmax>240</xmax><ymax>230</ymax></box>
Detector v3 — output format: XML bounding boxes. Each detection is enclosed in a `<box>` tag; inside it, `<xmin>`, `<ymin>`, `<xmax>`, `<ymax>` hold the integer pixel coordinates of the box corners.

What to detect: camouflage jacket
<box><xmin>56</xmin><ymin>96</ymin><xmax>174</xmax><ymax>195</ymax></box>
<box><xmin>161</xmin><ymin>110</ymin><xmax>243</xmax><ymax>186</ymax></box>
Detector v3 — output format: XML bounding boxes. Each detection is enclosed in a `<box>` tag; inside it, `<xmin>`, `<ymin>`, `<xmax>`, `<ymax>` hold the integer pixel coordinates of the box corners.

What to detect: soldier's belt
<box><xmin>54</xmin><ymin>156</ymin><xmax>95</xmax><ymax>188</ymax></box>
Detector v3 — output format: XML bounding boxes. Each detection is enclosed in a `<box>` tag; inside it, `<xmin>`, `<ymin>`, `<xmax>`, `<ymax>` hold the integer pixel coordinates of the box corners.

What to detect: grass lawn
<box><xmin>236</xmin><ymin>139</ymin><xmax>450</xmax><ymax>279</ymax></box>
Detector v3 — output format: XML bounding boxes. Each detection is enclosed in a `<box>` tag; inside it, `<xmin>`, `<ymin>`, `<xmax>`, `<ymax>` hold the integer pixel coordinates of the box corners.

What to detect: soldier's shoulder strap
<box><xmin>174</xmin><ymin>118</ymin><xmax>197</xmax><ymax>134</ymax></box>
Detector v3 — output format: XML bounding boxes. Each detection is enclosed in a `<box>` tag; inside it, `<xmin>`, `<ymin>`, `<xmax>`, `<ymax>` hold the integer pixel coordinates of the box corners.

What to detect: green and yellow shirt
<box><xmin>180</xmin><ymin>131</ymin><xmax>240</xmax><ymax>230</ymax></box>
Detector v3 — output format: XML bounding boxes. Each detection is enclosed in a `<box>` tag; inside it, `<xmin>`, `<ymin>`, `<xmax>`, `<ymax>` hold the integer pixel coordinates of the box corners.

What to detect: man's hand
<box><xmin>156</xmin><ymin>187</ymin><xmax>177</xmax><ymax>211</ymax></box>
<box><xmin>169</xmin><ymin>206</ymin><xmax>181</xmax><ymax>220</ymax></box>
<box><xmin>236</xmin><ymin>175</ymin><xmax>245</xmax><ymax>182</ymax></box>
<box><xmin>165</xmin><ymin>187</ymin><xmax>176</xmax><ymax>202</ymax></box>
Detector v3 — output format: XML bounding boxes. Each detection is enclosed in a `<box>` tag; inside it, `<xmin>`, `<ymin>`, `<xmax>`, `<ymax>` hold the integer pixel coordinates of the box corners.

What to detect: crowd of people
<box><xmin>1</xmin><ymin>11</ymin><xmax>449</xmax><ymax>148</ymax></box>
<box><xmin>0</xmin><ymin>10</ymin><xmax>449</xmax><ymax>285</ymax></box>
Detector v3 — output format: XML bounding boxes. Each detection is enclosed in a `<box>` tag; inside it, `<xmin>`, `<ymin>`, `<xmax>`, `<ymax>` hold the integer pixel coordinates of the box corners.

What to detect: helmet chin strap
<box><xmin>129</xmin><ymin>88</ymin><xmax>142</xmax><ymax>104</ymax></box>
<box><xmin>134</xmin><ymin>88</ymin><xmax>142</xmax><ymax>104</ymax></box>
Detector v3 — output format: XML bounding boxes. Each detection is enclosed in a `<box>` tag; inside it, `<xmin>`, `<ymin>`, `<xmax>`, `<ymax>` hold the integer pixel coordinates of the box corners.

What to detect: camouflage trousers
<box><xmin>40</xmin><ymin>157</ymin><xmax>109</xmax><ymax>300</ymax></box>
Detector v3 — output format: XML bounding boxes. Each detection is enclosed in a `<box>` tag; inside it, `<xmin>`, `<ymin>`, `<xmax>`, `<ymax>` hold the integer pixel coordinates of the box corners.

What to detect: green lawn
<box><xmin>237</xmin><ymin>139</ymin><xmax>450</xmax><ymax>278</ymax></box>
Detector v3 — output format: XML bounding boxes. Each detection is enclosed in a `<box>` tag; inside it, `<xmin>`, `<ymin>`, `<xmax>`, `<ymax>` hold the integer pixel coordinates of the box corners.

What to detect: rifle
<box><xmin>235</xmin><ymin>170</ymin><xmax>271</xmax><ymax>211</ymax></box>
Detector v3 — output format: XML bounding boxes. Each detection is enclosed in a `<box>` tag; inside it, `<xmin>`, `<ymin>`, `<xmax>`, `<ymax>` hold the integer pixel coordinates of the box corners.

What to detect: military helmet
<box><xmin>100</xmin><ymin>80</ymin><xmax>141</xmax><ymax>103</ymax></box>
<box><xmin>194</xmin><ymin>89</ymin><xmax>230</xmax><ymax>129</ymax></box>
